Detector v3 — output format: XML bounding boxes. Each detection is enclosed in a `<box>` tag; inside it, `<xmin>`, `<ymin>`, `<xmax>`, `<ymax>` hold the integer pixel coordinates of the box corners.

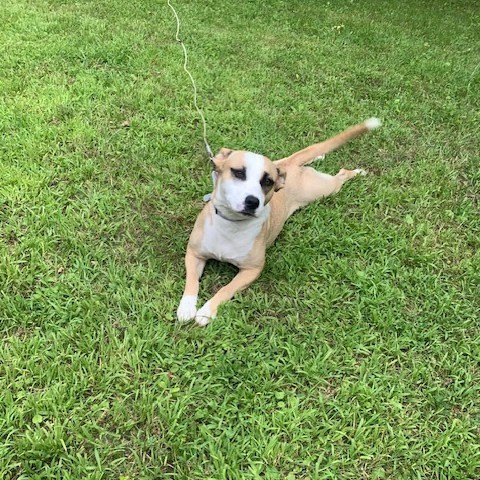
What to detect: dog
<box><xmin>177</xmin><ymin>118</ymin><xmax>381</xmax><ymax>325</ymax></box>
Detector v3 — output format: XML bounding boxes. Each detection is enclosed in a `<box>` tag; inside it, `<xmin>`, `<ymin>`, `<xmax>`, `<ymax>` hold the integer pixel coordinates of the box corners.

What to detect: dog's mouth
<box><xmin>240</xmin><ymin>209</ymin><xmax>256</xmax><ymax>217</ymax></box>
<box><xmin>214</xmin><ymin>204</ymin><xmax>257</xmax><ymax>221</ymax></box>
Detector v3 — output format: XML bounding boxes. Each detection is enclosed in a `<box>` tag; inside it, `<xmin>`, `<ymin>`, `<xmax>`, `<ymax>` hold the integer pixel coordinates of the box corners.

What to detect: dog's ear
<box><xmin>275</xmin><ymin>167</ymin><xmax>286</xmax><ymax>191</ymax></box>
<box><xmin>212</xmin><ymin>148</ymin><xmax>233</xmax><ymax>170</ymax></box>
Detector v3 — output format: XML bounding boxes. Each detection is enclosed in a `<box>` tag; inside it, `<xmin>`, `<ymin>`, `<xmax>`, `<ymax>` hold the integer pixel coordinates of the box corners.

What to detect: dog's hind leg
<box><xmin>288</xmin><ymin>167</ymin><xmax>366</xmax><ymax>212</ymax></box>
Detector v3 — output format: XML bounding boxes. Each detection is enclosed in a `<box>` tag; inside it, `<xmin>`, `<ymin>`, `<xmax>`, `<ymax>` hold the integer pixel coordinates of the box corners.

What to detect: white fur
<box><xmin>176</xmin><ymin>295</ymin><xmax>197</xmax><ymax>322</ymax></box>
<box><xmin>195</xmin><ymin>301</ymin><xmax>212</xmax><ymax>326</ymax></box>
<box><xmin>365</xmin><ymin>117</ymin><xmax>382</xmax><ymax>130</ymax></box>
<box><xmin>244</xmin><ymin>152</ymin><xmax>267</xmax><ymax>198</ymax></box>
<box><xmin>200</xmin><ymin>207</ymin><xmax>269</xmax><ymax>266</ymax></box>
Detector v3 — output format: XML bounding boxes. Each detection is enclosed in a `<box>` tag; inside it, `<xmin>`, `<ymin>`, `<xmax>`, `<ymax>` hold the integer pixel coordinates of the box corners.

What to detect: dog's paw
<box><xmin>176</xmin><ymin>295</ymin><xmax>198</xmax><ymax>322</ymax></box>
<box><xmin>354</xmin><ymin>168</ymin><xmax>367</xmax><ymax>176</ymax></box>
<box><xmin>195</xmin><ymin>301</ymin><xmax>213</xmax><ymax>327</ymax></box>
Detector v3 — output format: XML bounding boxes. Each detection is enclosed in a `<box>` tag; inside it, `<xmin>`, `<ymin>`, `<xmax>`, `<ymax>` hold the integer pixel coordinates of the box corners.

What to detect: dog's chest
<box><xmin>200</xmin><ymin>215</ymin><xmax>266</xmax><ymax>266</ymax></box>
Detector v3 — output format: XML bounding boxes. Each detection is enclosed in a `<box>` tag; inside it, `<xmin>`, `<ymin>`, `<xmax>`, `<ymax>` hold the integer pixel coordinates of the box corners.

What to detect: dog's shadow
<box><xmin>200</xmin><ymin>259</ymin><xmax>239</xmax><ymax>298</ymax></box>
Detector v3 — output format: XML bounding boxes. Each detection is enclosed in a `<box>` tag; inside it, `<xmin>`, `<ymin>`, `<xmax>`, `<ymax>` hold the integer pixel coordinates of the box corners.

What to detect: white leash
<box><xmin>167</xmin><ymin>0</ymin><xmax>214</xmax><ymax>161</ymax></box>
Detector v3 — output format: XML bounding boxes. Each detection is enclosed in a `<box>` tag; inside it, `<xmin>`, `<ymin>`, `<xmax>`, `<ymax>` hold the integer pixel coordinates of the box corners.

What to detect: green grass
<box><xmin>1</xmin><ymin>0</ymin><xmax>479</xmax><ymax>478</ymax></box>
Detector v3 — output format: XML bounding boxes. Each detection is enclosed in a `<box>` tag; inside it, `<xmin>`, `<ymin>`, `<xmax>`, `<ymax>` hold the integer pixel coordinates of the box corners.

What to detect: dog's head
<box><xmin>211</xmin><ymin>148</ymin><xmax>286</xmax><ymax>220</ymax></box>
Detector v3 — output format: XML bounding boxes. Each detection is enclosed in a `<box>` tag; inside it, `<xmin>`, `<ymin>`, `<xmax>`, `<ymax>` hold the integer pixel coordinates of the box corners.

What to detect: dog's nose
<box><xmin>244</xmin><ymin>195</ymin><xmax>260</xmax><ymax>210</ymax></box>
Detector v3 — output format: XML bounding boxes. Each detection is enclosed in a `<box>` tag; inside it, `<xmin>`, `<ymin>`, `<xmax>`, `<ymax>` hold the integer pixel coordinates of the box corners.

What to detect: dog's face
<box><xmin>211</xmin><ymin>148</ymin><xmax>286</xmax><ymax>219</ymax></box>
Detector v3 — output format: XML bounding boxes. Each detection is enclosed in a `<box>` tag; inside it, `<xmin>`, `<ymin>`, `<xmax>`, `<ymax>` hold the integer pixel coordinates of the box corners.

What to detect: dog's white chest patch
<box><xmin>200</xmin><ymin>211</ymin><xmax>268</xmax><ymax>266</ymax></box>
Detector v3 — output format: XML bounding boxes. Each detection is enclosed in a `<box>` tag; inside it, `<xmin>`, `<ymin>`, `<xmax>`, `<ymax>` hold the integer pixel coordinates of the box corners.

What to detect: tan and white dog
<box><xmin>177</xmin><ymin>118</ymin><xmax>381</xmax><ymax>325</ymax></box>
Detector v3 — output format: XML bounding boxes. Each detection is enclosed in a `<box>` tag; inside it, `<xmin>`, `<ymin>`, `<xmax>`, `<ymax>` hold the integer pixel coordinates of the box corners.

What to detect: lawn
<box><xmin>1</xmin><ymin>0</ymin><xmax>479</xmax><ymax>478</ymax></box>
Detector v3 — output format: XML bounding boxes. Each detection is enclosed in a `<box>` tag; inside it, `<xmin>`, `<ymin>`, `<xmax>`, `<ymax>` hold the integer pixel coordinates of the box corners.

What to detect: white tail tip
<box><xmin>364</xmin><ymin>117</ymin><xmax>382</xmax><ymax>130</ymax></box>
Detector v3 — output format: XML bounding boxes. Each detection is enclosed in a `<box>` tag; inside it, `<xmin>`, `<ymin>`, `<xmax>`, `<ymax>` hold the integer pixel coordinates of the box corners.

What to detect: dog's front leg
<box><xmin>195</xmin><ymin>267</ymin><xmax>263</xmax><ymax>326</ymax></box>
<box><xmin>177</xmin><ymin>248</ymin><xmax>206</xmax><ymax>322</ymax></box>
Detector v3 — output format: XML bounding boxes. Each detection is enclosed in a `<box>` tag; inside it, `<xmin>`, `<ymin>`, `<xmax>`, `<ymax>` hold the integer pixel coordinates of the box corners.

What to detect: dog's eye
<box><xmin>260</xmin><ymin>174</ymin><xmax>274</xmax><ymax>189</ymax></box>
<box><xmin>231</xmin><ymin>168</ymin><xmax>246</xmax><ymax>180</ymax></box>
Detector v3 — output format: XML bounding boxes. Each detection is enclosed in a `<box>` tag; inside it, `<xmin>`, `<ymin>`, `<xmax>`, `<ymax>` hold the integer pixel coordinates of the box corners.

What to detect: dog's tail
<box><xmin>275</xmin><ymin>117</ymin><xmax>381</xmax><ymax>168</ymax></box>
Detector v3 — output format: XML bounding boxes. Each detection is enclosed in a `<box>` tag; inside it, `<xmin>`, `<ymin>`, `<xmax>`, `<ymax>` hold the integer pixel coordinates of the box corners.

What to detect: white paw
<box><xmin>176</xmin><ymin>295</ymin><xmax>197</xmax><ymax>322</ymax></box>
<box><xmin>195</xmin><ymin>301</ymin><xmax>213</xmax><ymax>327</ymax></box>
<box><xmin>354</xmin><ymin>168</ymin><xmax>367</xmax><ymax>176</ymax></box>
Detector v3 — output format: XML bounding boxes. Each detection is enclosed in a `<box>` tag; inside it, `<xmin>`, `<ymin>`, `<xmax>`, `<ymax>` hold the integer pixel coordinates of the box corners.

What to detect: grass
<box><xmin>1</xmin><ymin>0</ymin><xmax>479</xmax><ymax>478</ymax></box>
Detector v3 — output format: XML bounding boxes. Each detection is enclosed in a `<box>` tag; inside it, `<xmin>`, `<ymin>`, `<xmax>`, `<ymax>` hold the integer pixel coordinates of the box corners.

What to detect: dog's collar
<box><xmin>214</xmin><ymin>206</ymin><xmax>246</xmax><ymax>222</ymax></box>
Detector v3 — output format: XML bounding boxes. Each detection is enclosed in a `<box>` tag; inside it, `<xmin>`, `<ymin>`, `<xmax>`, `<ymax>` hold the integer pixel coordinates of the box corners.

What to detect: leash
<box><xmin>167</xmin><ymin>0</ymin><xmax>214</xmax><ymax>161</ymax></box>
